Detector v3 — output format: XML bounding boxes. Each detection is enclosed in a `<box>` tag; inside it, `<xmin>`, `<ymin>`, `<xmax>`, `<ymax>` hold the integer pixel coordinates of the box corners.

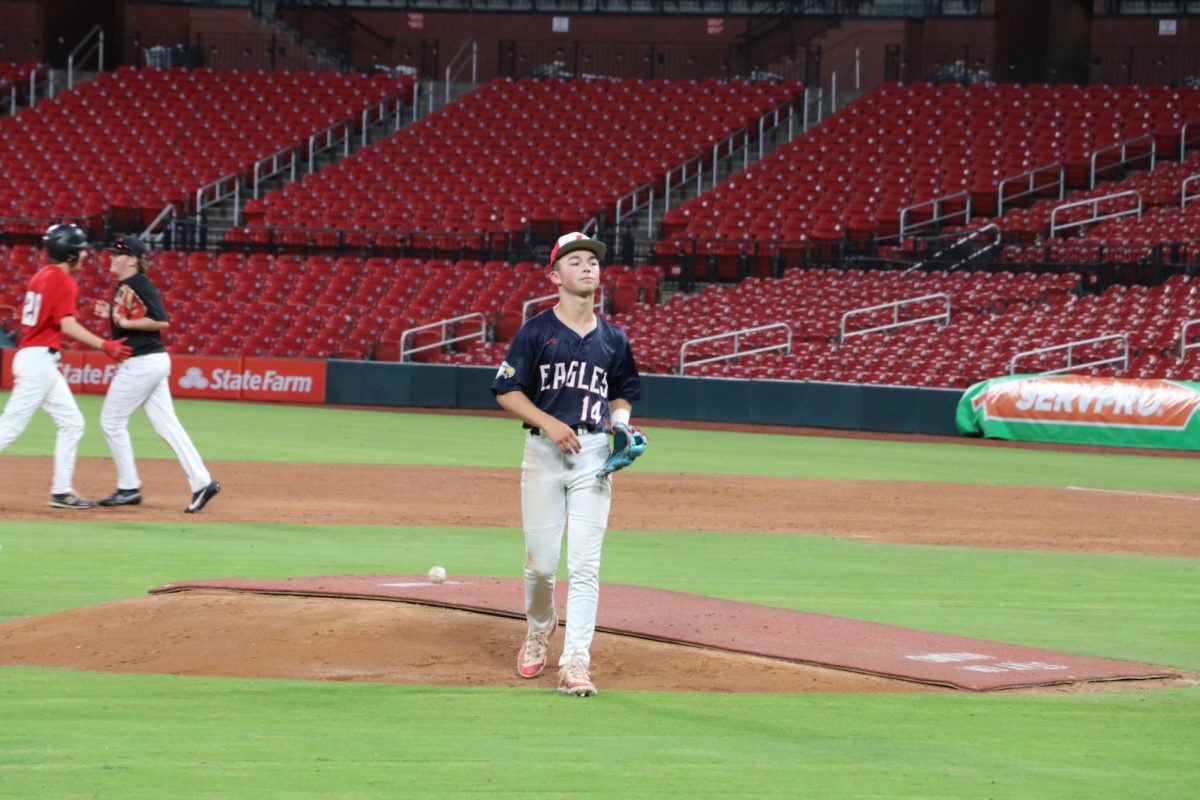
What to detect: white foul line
<box><xmin>1067</xmin><ymin>486</ymin><xmax>1200</xmax><ymax>502</ymax></box>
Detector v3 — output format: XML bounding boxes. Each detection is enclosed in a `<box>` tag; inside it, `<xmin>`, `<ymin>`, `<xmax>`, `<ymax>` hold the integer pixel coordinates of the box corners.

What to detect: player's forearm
<box><xmin>115</xmin><ymin>317</ymin><xmax>168</xmax><ymax>332</ymax></box>
<box><xmin>496</xmin><ymin>391</ymin><xmax>559</xmax><ymax>430</ymax></box>
<box><xmin>59</xmin><ymin>316</ymin><xmax>107</xmax><ymax>350</ymax></box>
<box><xmin>610</xmin><ymin>399</ymin><xmax>633</xmax><ymax>425</ymax></box>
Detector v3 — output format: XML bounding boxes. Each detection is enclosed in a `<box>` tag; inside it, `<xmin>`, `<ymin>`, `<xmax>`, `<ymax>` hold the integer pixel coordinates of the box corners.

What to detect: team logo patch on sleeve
<box><xmin>496</xmin><ymin>361</ymin><xmax>516</xmax><ymax>379</ymax></box>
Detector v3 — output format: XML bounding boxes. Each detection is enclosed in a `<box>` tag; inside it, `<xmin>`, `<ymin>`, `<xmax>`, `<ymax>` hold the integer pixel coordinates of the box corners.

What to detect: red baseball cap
<box><xmin>549</xmin><ymin>232</ymin><xmax>606</xmax><ymax>265</ymax></box>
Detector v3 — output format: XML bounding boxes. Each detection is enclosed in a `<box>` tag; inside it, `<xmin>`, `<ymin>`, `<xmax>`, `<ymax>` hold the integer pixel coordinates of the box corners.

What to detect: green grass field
<box><xmin>1</xmin><ymin>394</ymin><xmax>1198</xmax><ymax>799</ymax></box>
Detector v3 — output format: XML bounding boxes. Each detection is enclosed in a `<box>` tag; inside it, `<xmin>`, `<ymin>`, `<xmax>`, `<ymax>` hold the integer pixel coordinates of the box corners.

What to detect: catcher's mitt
<box><xmin>597</xmin><ymin>421</ymin><xmax>648</xmax><ymax>478</ymax></box>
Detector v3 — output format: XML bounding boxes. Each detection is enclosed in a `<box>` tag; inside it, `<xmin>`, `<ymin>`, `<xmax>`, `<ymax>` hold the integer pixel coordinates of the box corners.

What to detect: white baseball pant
<box><xmin>521</xmin><ymin>429</ymin><xmax>612</xmax><ymax>669</ymax></box>
<box><xmin>0</xmin><ymin>347</ymin><xmax>85</xmax><ymax>494</ymax></box>
<box><xmin>100</xmin><ymin>352</ymin><xmax>212</xmax><ymax>493</ymax></box>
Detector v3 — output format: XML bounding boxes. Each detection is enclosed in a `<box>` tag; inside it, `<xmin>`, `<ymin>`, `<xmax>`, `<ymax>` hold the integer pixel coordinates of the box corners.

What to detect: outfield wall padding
<box><xmin>325</xmin><ymin>361</ymin><xmax>963</xmax><ymax>436</ymax></box>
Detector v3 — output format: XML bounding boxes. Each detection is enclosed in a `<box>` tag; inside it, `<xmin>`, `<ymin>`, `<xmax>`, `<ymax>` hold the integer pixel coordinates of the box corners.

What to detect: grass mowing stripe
<box><xmin>2</xmin><ymin>522</ymin><xmax>1196</xmax><ymax>672</ymax></box>
<box><xmin>0</xmin><ymin>669</ymin><xmax>1196</xmax><ymax>800</ymax></box>
<box><xmin>2</xmin><ymin>394</ymin><xmax>1197</xmax><ymax>490</ymax></box>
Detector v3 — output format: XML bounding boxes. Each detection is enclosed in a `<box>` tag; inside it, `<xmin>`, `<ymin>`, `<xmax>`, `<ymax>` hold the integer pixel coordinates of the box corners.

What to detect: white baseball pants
<box><xmin>521</xmin><ymin>429</ymin><xmax>612</xmax><ymax>669</ymax></box>
<box><xmin>0</xmin><ymin>347</ymin><xmax>85</xmax><ymax>495</ymax></box>
<box><xmin>100</xmin><ymin>352</ymin><xmax>212</xmax><ymax>493</ymax></box>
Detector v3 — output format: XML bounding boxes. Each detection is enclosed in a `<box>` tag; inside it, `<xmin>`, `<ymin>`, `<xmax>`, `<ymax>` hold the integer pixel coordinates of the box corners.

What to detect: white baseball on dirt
<box><xmin>427</xmin><ymin>565</ymin><xmax>447</xmax><ymax>584</ymax></box>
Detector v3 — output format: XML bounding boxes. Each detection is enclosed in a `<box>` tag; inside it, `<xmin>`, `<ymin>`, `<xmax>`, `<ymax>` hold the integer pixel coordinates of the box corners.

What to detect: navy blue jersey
<box><xmin>491</xmin><ymin>309</ymin><xmax>641</xmax><ymax>430</ymax></box>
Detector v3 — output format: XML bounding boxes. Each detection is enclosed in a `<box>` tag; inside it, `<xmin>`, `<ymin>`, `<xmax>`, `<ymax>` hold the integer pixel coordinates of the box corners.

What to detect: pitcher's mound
<box><xmin>150</xmin><ymin>574</ymin><xmax>1182</xmax><ymax>691</ymax></box>
<box><xmin>0</xmin><ymin>591</ymin><xmax>933</xmax><ymax>693</ymax></box>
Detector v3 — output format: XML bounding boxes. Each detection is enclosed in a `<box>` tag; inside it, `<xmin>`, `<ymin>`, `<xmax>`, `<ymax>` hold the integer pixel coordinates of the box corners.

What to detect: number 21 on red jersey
<box><xmin>21</xmin><ymin>292</ymin><xmax>43</xmax><ymax>326</ymax></box>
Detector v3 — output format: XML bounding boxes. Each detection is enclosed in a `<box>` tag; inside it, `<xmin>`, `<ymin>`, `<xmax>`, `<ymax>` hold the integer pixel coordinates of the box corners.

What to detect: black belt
<box><xmin>530</xmin><ymin>424</ymin><xmax>598</xmax><ymax>437</ymax></box>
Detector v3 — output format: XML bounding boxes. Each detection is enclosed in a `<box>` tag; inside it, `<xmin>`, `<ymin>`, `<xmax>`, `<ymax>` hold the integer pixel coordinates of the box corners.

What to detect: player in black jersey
<box><xmin>492</xmin><ymin>232</ymin><xmax>643</xmax><ymax>697</ymax></box>
<box><xmin>92</xmin><ymin>235</ymin><xmax>220</xmax><ymax>513</ymax></box>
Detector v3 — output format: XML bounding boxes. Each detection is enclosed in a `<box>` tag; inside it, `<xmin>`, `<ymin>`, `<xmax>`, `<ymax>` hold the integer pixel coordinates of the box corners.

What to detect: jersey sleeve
<box><xmin>490</xmin><ymin>323</ymin><xmax>537</xmax><ymax>395</ymax></box>
<box><xmin>137</xmin><ymin>278</ymin><xmax>170</xmax><ymax>322</ymax></box>
<box><xmin>51</xmin><ymin>273</ymin><xmax>79</xmax><ymax>323</ymax></box>
<box><xmin>608</xmin><ymin>332</ymin><xmax>641</xmax><ymax>403</ymax></box>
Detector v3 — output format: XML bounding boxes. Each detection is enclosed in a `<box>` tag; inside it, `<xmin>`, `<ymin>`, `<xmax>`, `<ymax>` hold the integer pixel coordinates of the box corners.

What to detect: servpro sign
<box><xmin>957</xmin><ymin>375</ymin><xmax>1200</xmax><ymax>451</ymax></box>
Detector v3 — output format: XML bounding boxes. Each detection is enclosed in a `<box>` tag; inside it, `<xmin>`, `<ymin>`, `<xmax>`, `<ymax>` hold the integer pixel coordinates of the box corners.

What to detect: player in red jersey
<box><xmin>0</xmin><ymin>224</ymin><xmax>132</xmax><ymax>508</ymax></box>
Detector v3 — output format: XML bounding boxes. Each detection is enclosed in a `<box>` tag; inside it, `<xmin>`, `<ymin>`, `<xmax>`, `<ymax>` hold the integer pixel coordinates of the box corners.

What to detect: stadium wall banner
<box><xmin>0</xmin><ymin>349</ymin><xmax>325</xmax><ymax>404</ymax></box>
<box><xmin>956</xmin><ymin>374</ymin><xmax>1200</xmax><ymax>451</ymax></box>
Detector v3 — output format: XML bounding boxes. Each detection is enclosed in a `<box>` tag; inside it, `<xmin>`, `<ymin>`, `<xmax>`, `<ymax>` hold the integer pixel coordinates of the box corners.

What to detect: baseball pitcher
<box><xmin>492</xmin><ymin>232</ymin><xmax>647</xmax><ymax>697</ymax></box>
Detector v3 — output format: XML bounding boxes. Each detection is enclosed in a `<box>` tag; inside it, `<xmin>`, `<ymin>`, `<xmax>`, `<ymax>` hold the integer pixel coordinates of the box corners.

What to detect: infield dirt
<box><xmin>0</xmin><ymin>455</ymin><xmax>1195</xmax><ymax>693</ymax></box>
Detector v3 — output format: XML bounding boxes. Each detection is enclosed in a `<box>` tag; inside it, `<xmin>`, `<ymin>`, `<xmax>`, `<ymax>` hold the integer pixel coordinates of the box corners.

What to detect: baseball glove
<box><xmin>597</xmin><ymin>421</ymin><xmax>649</xmax><ymax>478</ymax></box>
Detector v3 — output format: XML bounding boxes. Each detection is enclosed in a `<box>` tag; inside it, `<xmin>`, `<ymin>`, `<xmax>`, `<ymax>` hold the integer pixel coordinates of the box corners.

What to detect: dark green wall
<box><xmin>326</xmin><ymin>361</ymin><xmax>964</xmax><ymax>436</ymax></box>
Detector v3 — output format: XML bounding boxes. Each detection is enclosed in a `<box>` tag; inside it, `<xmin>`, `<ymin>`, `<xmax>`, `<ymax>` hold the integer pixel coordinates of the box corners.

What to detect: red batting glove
<box><xmin>100</xmin><ymin>337</ymin><xmax>132</xmax><ymax>362</ymax></box>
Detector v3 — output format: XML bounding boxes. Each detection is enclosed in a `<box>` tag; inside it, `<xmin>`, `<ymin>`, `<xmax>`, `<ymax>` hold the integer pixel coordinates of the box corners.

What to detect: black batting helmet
<box><xmin>43</xmin><ymin>223</ymin><xmax>89</xmax><ymax>263</ymax></box>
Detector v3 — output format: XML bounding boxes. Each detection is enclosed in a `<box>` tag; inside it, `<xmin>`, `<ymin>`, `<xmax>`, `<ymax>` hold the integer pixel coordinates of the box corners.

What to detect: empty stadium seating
<box><xmin>0</xmin><ymin>66</ymin><xmax>413</xmax><ymax>232</ymax></box>
<box><xmin>603</xmin><ymin>267</ymin><xmax>1200</xmax><ymax>386</ymax></box>
<box><xmin>659</xmin><ymin>81</ymin><xmax>1200</xmax><ymax>254</ymax></box>
<box><xmin>0</xmin><ymin>248</ymin><xmax>663</xmax><ymax>363</ymax></box>
<box><xmin>233</xmin><ymin>76</ymin><xmax>802</xmax><ymax>246</ymax></box>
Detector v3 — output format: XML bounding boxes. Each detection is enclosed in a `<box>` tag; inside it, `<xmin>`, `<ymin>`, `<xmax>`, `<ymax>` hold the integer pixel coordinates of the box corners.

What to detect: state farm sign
<box><xmin>2</xmin><ymin>350</ymin><xmax>326</xmax><ymax>404</ymax></box>
<box><xmin>171</xmin><ymin>356</ymin><xmax>326</xmax><ymax>403</ymax></box>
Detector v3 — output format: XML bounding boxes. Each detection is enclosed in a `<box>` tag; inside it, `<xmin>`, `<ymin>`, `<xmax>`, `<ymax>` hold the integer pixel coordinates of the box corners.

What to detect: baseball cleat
<box><xmin>557</xmin><ymin>659</ymin><xmax>597</xmax><ymax>697</ymax></box>
<box><xmin>185</xmin><ymin>481</ymin><xmax>221</xmax><ymax>514</ymax></box>
<box><xmin>49</xmin><ymin>492</ymin><xmax>95</xmax><ymax>510</ymax></box>
<box><xmin>517</xmin><ymin>617</ymin><xmax>558</xmax><ymax>679</ymax></box>
<box><xmin>98</xmin><ymin>488</ymin><xmax>142</xmax><ymax>507</ymax></box>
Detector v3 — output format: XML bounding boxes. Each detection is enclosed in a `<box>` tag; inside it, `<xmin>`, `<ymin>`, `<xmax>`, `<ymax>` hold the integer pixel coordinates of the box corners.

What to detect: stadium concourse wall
<box><xmin>0</xmin><ymin>351</ymin><xmax>960</xmax><ymax>435</ymax></box>
<box><xmin>324</xmin><ymin>361</ymin><xmax>963</xmax><ymax>436</ymax></box>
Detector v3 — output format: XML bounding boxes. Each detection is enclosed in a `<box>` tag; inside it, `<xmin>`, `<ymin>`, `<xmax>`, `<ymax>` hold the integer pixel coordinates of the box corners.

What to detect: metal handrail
<box><xmin>827</xmin><ymin>44</ymin><xmax>862</xmax><ymax>117</ymax></box>
<box><xmin>307</xmin><ymin>120</ymin><xmax>351</xmax><ymax>173</ymax></box>
<box><xmin>839</xmin><ymin>293</ymin><xmax>950</xmax><ymax>345</ymax></box>
<box><xmin>1180</xmin><ymin>118</ymin><xmax>1200</xmax><ymax>159</ymax></box>
<box><xmin>581</xmin><ymin>216</ymin><xmax>599</xmax><ymax>237</ymax></box>
<box><xmin>903</xmin><ymin>223</ymin><xmax>999</xmax><ymax>275</ymax></box>
<box><xmin>997</xmin><ymin>162</ymin><xmax>1064</xmax><ymax>217</ymax></box>
<box><xmin>1182</xmin><ymin>174</ymin><xmax>1200</xmax><ymax>209</ymax></box>
<box><xmin>141</xmin><ymin>204</ymin><xmax>176</xmax><ymax>241</ymax></box>
<box><xmin>32</xmin><ymin>64</ymin><xmax>53</xmax><ymax>103</ymax></box>
<box><xmin>802</xmin><ymin>85</ymin><xmax>824</xmax><ymax>133</ymax></box>
<box><xmin>1010</xmin><ymin>333</ymin><xmax>1129</xmax><ymax>376</ymax></box>
<box><xmin>195</xmin><ymin>173</ymin><xmax>241</xmax><ymax>224</ymax></box>
<box><xmin>709</xmin><ymin>128</ymin><xmax>751</xmax><ymax>190</ymax></box>
<box><xmin>679</xmin><ymin>322</ymin><xmax>792</xmax><ymax>376</ymax></box>
<box><xmin>902</xmin><ymin>224</ymin><xmax>1003</xmax><ymax>277</ymax></box>
<box><xmin>1182</xmin><ymin>319</ymin><xmax>1200</xmax><ymax>358</ymax></box>
<box><xmin>398</xmin><ymin>312</ymin><xmax>487</xmax><ymax>361</ymax></box>
<box><xmin>1090</xmin><ymin>133</ymin><xmax>1155</xmax><ymax>189</ymax></box>
<box><xmin>615</xmin><ymin>183</ymin><xmax>654</xmax><ymax>228</ymax></box>
<box><xmin>252</xmin><ymin>146</ymin><xmax>298</xmax><ymax>198</ymax></box>
<box><xmin>662</xmin><ymin>96</ymin><xmax>796</xmax><ymax>215</ymax></box>
<box><xmin>5</xmin><ymin>64</ymin><xmax>52</xmax><ymax>113</ymax></box>
<box><xmin>521</xmin><ymin>287</ymin><xmax>605</xmax><ymax>323</ymax></box>
<box><xmin>760</xmin><ymin>96</ymin><xmax>798</xmax><ymax>154</ymax></box>
<box><xmin>67</xmin><ymin>25</ymin><xmax>104</xmax><ymax>90</ymax></box>
<box><xmin>898</xmin><ymin>192</ymin><xmax>970</xmax><ymax>239</ymax></box>
<box><xmin>1049</xmin><ymin>189</ymin><xmax>1142</xmax><ymax>238</ymax></box>
<box><xmin>663</xmin><ymin>154</ymin><xmax>704</xmax><ymax>214</ymax></box>
<box><xmin>360</xmin><ymin>93</ymin><xmax>405</xmax><ymax>146</ymax></box>
<box><xmin>445</xmin><ymin>38</ymin><xmax>477</xmax><ymax>103</ymax></box>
